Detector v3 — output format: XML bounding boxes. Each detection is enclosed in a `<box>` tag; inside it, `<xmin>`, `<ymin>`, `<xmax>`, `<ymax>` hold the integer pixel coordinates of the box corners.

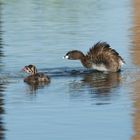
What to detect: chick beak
<box><xmin>22</xmin><ymin>67</ymin><xmax>26</xmax><ymax>72</ymax></box>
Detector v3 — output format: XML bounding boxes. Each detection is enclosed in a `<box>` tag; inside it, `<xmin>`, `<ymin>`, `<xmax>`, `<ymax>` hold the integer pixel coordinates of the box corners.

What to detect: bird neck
<box><xmin>80</xmin><ymin>56</ymin><xmax>92</xmax><ymax>68</ymax></box>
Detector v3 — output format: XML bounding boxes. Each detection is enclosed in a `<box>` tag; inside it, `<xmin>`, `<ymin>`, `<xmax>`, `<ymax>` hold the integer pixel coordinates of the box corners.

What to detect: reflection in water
<box><xmin>82</xmin><ymin>72</ymin><xmax>120</xmax><ymax>93</ymax></box>
<box><xmin>0</xmin><ymin>86</ymin><xmax>5</xmax><ymax>140</ymax></box>
<box><xmin>69</xmin><ymin>72</ymin><xmax>121</xmax><ymax>102</ymax></box>
<box><xmin>0</xmin><ymin>2</ymin><xmax>6</xmax><ymax>140</ymax></box>
<box><xmin>25</xmin><ymin>67</ymin><xmax>121</xmax><ymax>97</ymax></box>
<box><xmin>132</xmin><ymin>0</ymin><xmax>140</xmax><ymax>66</ymax></box>
<box><xmin>0</xmin><ymin>0</ymin><xmax>133</xmax><ymax>139</ymax></box>
<box><xmin>132</xmin><ymin>79</ymin><xmax>140</xmax><ymax>140</ymax></box>
<box><xmin>132</xmin><ymin>0</ymin><xmax>140</xmax><ymax>139</ymax></box>
<box><xmin>25</xmin><ymin>82</ymin><xmax>50</xmax><ymax>94</ymax></box>
<box><xmin>0</xmin><ymin>5</ymin><xmax>4</xmax><ymax>68</ymax></box>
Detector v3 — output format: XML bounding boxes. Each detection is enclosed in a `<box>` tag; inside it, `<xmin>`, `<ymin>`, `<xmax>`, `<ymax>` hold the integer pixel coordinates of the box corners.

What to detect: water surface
<box><xmin>0</xmin><ymin>0</ymin><xmax>137</xmax><ymax>140</ymax></box>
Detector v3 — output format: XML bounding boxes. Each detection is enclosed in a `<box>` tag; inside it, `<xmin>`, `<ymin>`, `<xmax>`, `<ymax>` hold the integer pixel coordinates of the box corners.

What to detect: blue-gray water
<box><xmin>0</xmin><ymin>0</ymin><xmax>137</xmax><ymax>140</ymax></box>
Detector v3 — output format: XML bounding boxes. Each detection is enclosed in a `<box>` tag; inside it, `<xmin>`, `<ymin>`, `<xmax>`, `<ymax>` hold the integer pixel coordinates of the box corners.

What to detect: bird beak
<box><xmin>22</xmin><ymin>67</ymin><xmax>26</xmax><ymax>72</ymax></box>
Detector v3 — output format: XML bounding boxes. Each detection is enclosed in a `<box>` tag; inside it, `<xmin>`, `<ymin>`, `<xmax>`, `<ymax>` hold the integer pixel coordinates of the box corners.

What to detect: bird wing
<box><xmin>86</xmin><ymin>42</ymin><xmax>125</xmax><ymax>66</ymax></box>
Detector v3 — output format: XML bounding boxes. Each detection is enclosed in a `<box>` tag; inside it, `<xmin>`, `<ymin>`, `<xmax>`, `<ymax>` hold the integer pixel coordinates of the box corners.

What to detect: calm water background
<box><xmin>0</xmin><ymin>0</ymin><xmax>137</xmax><ymax>140</ymax></box>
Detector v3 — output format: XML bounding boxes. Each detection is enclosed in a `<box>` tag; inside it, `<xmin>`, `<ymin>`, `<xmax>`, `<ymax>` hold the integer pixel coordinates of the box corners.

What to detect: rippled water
<box><xmin>0</xmin><ymin>0</ymin><xmax>136</xmax><ymax>140</ymax></box>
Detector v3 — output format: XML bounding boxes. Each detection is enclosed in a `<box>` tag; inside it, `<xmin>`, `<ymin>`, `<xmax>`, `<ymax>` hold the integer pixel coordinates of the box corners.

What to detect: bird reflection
<box><xmin>69</xmin><ymin>71</ymin><xmax>121</xmax><ymax>101</ymax></box>
<box><xmin>83</xmin><ymin>72</ymin><xmax>121</xmax><ymax>94</ymax></box>
<box><xmin>25</xmin><ymin>82</ymin><xmax>50</xmax><ymax>94</ymax></box>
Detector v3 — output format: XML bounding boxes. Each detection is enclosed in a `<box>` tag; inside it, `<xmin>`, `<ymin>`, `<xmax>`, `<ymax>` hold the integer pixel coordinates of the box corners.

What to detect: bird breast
<box><xmin>92</xmin><ymin>64</ymin><xmax>108</xmax><ymax>71</ymax></box>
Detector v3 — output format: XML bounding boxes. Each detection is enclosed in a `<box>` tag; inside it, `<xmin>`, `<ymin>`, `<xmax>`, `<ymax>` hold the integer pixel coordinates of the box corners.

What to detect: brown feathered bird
<box><xmin>22</xmin><ymin>64</ymin><xmax>50</xmax><ymax>84</ymax></box>
<box><xmin>63</xmin><ymin>42</ymin><xmax>125</xmax><ymax>72</ymax></box>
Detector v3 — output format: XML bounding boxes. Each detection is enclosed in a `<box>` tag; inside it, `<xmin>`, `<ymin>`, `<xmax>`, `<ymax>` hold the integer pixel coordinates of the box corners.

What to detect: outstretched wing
<box><xmin>86</xmin><ymin>42</ymin><xmax>125</xmax><ymax>66</ymax></box>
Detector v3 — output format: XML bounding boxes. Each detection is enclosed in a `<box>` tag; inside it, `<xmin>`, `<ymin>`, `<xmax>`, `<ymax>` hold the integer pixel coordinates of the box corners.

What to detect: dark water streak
<box><xmin>0</xmin><ymin>2</ymin><xmax>6</xmax><ymax>140</ymax></box>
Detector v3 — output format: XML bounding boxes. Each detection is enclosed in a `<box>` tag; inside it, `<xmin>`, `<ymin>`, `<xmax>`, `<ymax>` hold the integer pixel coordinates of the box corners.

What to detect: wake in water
<box><xmin>0</xmin><ymin>66</ymin><xmax>140</xmax><ymax>85</ymax></box>
<box><xmin>0</xmin><ymin>67</ymin><xmax>94</xmax><ymax>84</ymax></box>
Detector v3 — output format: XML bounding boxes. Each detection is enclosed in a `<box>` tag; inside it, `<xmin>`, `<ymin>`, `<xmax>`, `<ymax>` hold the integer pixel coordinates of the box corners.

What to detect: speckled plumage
<box><xmin>23</xmin><ymin>65</ymin><xmax>50</xmax><ymax>84</ymax></box>
<box><xmin>24</xmin><ymin>73</ymin><xmax>50</xmax><ymax>84</ymax></box>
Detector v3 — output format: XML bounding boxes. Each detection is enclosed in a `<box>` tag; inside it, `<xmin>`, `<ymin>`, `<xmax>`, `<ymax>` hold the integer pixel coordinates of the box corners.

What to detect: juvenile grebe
<box><xmin>22</xmin><ymin>64</ymin><xmax>50</xmax><ymax>84</ymax></box>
